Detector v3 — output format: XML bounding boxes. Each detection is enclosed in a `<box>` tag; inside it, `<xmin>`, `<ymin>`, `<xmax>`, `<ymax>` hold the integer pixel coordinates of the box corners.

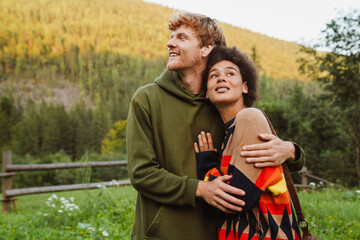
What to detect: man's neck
<box><xmin>177</xmin><ymin>69</ymin><xmax>204</xmax><ymax>95</ymax></box>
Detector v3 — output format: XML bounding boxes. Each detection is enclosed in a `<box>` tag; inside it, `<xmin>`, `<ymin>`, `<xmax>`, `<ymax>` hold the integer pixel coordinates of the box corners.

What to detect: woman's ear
<box><xmin>201</xmin><ymin>45</ymin><xmax>214</xmax><ymax>57</ymax></box>
<box><xmin>243</xmin><ymin>81</ymin><xmax>249</xmax><ymax>94</ymax></box>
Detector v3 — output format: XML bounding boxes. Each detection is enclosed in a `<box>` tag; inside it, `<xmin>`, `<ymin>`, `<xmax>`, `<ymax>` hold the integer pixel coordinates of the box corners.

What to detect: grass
<box><xmin>298</xmin><ymin>188</ymin><xmax>360</xmax><ymax>239</ymax></box>
<box><xmin>0</xmin><ymin>187</ymin><xmax>359</xmax><ymax>239</ymax></box>
<box><xmin>0</xmin><ymin>185</ymin><xmax>137</xmax><ymax>240</ymax></box>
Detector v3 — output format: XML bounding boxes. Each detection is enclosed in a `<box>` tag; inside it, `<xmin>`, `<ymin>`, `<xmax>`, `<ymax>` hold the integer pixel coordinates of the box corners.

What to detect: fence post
<box><xmin>301</xmin><ymin>167</ymin><xmax>308</xmax><ymax>186</ymax></box>
<box><xmin>2</xmin><ymin>150</ymin><xmax>14</xmax><ymax>213</ymax></box>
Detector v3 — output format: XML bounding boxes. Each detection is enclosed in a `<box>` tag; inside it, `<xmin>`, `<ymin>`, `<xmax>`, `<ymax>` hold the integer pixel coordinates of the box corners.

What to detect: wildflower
<box><xmin>43</xmin><ymin>213</ymin><xmax>48</xmax><ymax>216</ymax></box>
<box><xmin>80</xmin><ymin>231</ymin><xmax>83</xmax><ymax>235</ymax></box>
<box><xmin>329</xmin><ymin>216</ymin><xmax>332</xmax><ymax>219</ymax></box>
<box><xmin>102</xmin><ymin>231</ymin><xmax>109</xmax><ymax>237</ymax></box>
<box><xmin>68</xmin><ymin>226</ymin><xmax>71</xmax><ymax>230</ymax></box>
<box><xmin>50</xmin><ymin>194</ymin><xmax>58</xmax><ymax>200</ymax></box>
<box><xmin>70</xmin><ymin>197</ymin><xmax>75</xmax><ymax>202</ymax></box>
<box><xmin>308</xmin><ymin>182</ymin><xmax>316</xmax><ymax>189</ymax></box>
<box><xmin>56</xmin><ymin>216</ymin><xmax>59</xmax><ymax>219</ymax></box>
<box><xmin>12</xmin><ymin>229</ymin><xmax>15</xmax><ymax>232</ymax></box>
<box><xmin>58</xmin><ymin>210</ymin><xmax>63</xmax><ymax>213</ymax></box>
<box><xmin>355</xmin><ymin>190</ymin><xmax>360</xmax><ymax>194</ymax></box>
<box><xmin>111</xmin><ymin>179</ymin><xmax>120</xmax><ymax>187</ymax></box>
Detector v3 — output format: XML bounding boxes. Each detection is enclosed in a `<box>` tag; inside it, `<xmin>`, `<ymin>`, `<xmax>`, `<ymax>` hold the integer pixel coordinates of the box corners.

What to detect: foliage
<box><xmin>0</xmin><ymin>96</ymin><xmax>21</xmax><ymax>150</ymax></box>
<box><xmin>257</xmin><ymin>75</ymin><xmax>356</xmax><ymax>186</ymax></box>
<box><xmin>101</xmin><ymin>120</ymin><xmax>127</xmax><ymax>155</ymax></box>
<box><xmin>298</xmin><ymin>9</ymin><xmax>360</xmax><ymax>181</ymax></box>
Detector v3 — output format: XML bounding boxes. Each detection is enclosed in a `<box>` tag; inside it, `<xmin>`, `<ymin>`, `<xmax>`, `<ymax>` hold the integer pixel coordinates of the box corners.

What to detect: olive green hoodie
<box><xmin>127</xmin><ymin>70</ymin><xmax>224</xmax><ymax>240</ymax></box>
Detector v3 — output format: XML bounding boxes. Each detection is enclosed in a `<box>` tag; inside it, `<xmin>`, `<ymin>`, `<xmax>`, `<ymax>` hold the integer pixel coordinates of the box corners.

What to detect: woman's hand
<box><xmin>194</xmin><ymin>131</ymin><xmax>217</xmax><ymax>153</ymax></box>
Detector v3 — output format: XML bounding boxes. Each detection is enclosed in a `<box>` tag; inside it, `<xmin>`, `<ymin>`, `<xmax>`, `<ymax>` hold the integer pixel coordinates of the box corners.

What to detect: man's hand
<box><xmin>196</xmin><ymin>175</ymin><xmax>245</xmax><ymax>214</ymax></box>
<box><xmin>240</xmin><ymin>133</ymin><xmax>295</xmax><ymax>168</ymax></box>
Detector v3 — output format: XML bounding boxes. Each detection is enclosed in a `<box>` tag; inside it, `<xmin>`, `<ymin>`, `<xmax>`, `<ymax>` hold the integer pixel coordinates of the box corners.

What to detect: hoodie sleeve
<box><xmin>126</xmin><ymin>90</ymin><xmax>199</xmax><ymax>207</ymax></box>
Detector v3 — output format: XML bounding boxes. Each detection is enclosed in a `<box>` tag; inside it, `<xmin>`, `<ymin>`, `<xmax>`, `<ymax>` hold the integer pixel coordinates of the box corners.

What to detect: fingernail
<box><xmin>242</xmin><ymin>146</ymin><xmax>246</xmax><ymax>150</ymax></box>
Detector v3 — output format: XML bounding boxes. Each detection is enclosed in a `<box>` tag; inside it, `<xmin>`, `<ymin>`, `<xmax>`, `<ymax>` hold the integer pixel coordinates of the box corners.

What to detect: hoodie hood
<box><xmin>155</xmin><ymin>70</ymin><xmax>207</xmax><ymax>102</ymax></box>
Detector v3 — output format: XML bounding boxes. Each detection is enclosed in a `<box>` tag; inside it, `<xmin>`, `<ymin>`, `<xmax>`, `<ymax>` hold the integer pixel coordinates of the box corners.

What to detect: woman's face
<box><xmin>206</xmin><ymin>60</ymin><xmax>248</xmax><ymax>108</ymax></box>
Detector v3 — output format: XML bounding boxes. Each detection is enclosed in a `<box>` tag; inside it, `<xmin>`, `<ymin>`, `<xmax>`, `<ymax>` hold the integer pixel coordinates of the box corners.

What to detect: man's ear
<box><xmin>201</xmin><ymin>45</ymin><xmax>214</xmax><ymax>57</ymax></box>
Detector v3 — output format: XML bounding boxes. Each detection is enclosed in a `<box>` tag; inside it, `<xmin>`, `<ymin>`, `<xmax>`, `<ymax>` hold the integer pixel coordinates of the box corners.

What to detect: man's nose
<box><xmin>167</xmin><ymin>38</ymin><xmax>176</xmax><ymax>48</ymax></box>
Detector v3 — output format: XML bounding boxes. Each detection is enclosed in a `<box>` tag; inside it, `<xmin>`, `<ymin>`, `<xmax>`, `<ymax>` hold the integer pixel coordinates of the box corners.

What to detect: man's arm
<box><xmin>240</xmin><ymin>133</ymin><xmax>305</xmax><ymax>172</ymax></box>
<box><xmin>127</xmin><ymin>94</ymin><xmax>198</xmax><ymax>207</ymax></box>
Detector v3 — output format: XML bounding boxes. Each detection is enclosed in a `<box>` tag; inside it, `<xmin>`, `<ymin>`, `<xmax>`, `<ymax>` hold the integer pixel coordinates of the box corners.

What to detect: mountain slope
<box><xmin>0</xmin><ymin>0</ymin><xmax>306</xmax><ymax>81</ymax></box>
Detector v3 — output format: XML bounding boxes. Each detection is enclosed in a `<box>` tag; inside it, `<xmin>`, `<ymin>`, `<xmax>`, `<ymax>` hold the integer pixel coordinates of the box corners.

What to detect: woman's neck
<box><xmin>216</xmin><ymin>102</ymin><xmax>246</xmax><ymax>123</ymax></box>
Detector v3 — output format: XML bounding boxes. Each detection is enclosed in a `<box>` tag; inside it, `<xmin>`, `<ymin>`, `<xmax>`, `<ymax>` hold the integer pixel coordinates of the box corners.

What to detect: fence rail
<box><xmin>1</xmin><ymin>150</ymin><xmax>130</xmax><ymax>213</ymax></box>
<box><xmin>1</xmin><ymin>150</ymin><xmax>341</xmax><ymax>213</ymax></box>
<box><xmin>5</xmin><ymin>160</ymin><xmax>128</xmax><ymax>172</ymax></box>
<box><xmin>5</xmin><ymin>180</ymin><xmax>131</xmax><ymax>197</ymax></box>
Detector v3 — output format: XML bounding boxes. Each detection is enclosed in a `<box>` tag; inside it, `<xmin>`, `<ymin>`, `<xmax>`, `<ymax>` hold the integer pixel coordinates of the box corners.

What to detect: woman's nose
<box><xmin>217</xmin><ymin>76</ymin><xmax>226</xmax><ymax>83</ymax></box>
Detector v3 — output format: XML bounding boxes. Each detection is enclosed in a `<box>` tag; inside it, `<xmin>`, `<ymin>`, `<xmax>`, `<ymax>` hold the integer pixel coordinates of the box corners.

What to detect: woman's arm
<box><xmin>228</xmin><ymin>108</ymin><xmax>282</xmax><ymax>212</ymax></box>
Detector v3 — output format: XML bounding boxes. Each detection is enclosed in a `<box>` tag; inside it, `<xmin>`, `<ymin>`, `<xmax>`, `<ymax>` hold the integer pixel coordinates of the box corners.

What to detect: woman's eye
<box><xmin>227</xmin><ymin>72</ymin><xmax>234</xmax><ymax>76</ymax></box>
<box><xmin>210</xmin><ymin>74</ymin><xmax>218</xmax><ymax>78</ymax></box>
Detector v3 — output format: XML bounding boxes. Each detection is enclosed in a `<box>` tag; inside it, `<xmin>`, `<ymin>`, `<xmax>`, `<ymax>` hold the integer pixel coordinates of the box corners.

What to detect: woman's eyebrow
<box><xmin>225</xmin><ymin>66</ymin><xmax>239</xmax><ymax>72</ymax></box>
<box><xmin>209</xmin><ymin>68</ymin><xmax>219</xmax><ymax>74</ymax></box>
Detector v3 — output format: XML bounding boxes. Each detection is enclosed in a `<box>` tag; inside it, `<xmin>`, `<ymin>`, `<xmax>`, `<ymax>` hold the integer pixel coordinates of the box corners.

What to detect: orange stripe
<box><xmin>255</xmin><ymin>167</ymin><xmax>277</xmax><ymax>189</ymax></box>
<box><xmin>258</xmin><ymin>202</ymin><xmax>292</xmax><ymax>215</ymax></box>
<box><xmin>260</xmin><ymin>191</ymin><xmax>291</xmax><ymax>204</ymax></box>
<box><xmin>221</xmin><ymin>155</ymin><xmax>232</xmax><ymax>167</ymax></box>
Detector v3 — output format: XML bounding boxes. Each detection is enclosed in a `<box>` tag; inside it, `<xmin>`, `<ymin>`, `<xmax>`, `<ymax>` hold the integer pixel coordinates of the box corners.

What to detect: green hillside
<box><xmin>0</xmin><ymin>0</ymin><xmax>305</xmax><ymax>81</ymax></box>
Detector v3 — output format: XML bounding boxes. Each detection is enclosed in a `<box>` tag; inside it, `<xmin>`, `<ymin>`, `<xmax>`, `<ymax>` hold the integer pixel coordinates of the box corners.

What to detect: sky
<box><xmin>145</xmin><ymin>0</ymin><xmax>359</xmax><ymax>45</ymax></box>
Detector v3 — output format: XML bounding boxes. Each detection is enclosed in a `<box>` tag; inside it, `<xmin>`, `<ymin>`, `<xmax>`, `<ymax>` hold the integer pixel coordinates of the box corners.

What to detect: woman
<box><xmin>194</xmin><ymin>46</ymin><xmax>301</xmax><ymax>240</ymax></box>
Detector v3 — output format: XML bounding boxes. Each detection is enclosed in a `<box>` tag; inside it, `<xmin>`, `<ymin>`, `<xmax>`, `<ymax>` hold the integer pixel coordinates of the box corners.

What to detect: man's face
<box><xmin>166</xmin><ymin>25</ymin><xmax>204</xmax><ymax>72</ymax></box>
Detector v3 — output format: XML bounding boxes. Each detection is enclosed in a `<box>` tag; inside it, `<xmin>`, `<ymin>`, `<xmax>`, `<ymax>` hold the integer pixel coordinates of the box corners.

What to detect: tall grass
<box><xmin>0</xmin><ymin>185</ymin><xmax>136</xmax><ymax>239</ymax></box>
<box><xmin>1</xmin><ymin>187</ymin><xmax>359</xmax><ymax>239</ymax></box>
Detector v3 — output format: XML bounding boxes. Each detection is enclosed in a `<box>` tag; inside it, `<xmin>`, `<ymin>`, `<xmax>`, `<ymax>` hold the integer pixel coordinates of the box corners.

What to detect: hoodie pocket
<box><xmin>145</xmin><ymin>204</ymin><xmax>166</xmax><ymax>239</ymax></box>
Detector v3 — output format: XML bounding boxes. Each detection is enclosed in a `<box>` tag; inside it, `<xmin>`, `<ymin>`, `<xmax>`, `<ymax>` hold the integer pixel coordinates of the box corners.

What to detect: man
<box><xmin>126</xmin><ymin>11</ymin><xmax>304</xmax><ymax>240</ymax></box>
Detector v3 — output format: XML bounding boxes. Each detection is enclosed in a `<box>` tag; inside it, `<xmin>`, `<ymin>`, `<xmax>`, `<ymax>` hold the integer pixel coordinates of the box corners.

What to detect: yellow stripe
<box><xmin>267</xmin><ymin>173</ymin><xmax>287</xmax><ymax>196</ymax></box>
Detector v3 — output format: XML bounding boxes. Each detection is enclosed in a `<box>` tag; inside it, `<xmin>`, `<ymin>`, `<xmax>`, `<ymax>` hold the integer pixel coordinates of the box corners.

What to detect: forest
<box><xmin>0</xmin><ymin>0</ymin><xmax>359</xmax><ymax>187</ymax></box>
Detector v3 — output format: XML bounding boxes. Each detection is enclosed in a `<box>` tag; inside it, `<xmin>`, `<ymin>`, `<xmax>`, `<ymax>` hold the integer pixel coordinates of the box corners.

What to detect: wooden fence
<box><xmin>1</xmin><ymin>150</ymin><xmax>342</xmax><ymax>213</ymax></box>
<box><xmin>0</xmin><ymin>151</ymin><xmax>131</xmax><ymax>213</ymax></box>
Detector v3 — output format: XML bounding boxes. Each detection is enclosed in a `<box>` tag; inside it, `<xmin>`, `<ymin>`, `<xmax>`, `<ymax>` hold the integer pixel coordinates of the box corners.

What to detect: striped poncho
<box><xmin>196</xmin><ymin>108</ymin><xmax>302</xmax><ymax>240</ymax></box>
